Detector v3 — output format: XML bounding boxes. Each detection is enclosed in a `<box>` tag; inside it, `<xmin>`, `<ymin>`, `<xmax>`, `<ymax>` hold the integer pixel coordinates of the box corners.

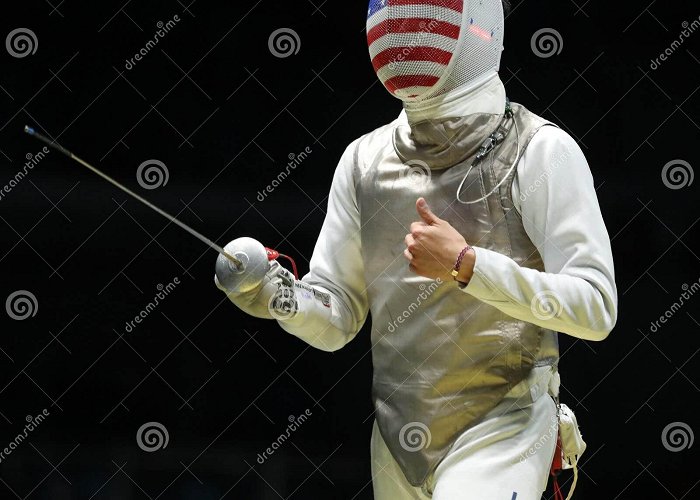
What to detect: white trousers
<box><xmin>371</xmin><ymin>367</ymin><xmax>559</xmax><ymax>500</ymax></box>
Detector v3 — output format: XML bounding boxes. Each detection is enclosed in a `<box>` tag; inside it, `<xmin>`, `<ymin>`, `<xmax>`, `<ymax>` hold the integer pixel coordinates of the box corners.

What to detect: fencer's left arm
<box><xmin>461</xmin><ymin>127</ymin><xmax>618</xmax><ymax>341</ymax></box>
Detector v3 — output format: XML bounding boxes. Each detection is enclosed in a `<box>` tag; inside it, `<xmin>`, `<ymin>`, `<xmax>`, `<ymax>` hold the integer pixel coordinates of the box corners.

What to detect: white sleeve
<box><xmin>461</xmin><ymin>127</ymin><xmax>618</xmax><ymax>341</ymax></box>
<box><xmin>278</xmin><ymin>139</ymin><xmax>370</xmax><ymax>351</ymax></box>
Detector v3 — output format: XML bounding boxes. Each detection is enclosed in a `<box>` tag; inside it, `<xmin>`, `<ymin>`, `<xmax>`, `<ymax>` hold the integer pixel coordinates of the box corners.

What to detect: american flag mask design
<box><xmin>367</xmin><ymin>0</ymin><xmax>504</xmax><ymax>102</ymax></box>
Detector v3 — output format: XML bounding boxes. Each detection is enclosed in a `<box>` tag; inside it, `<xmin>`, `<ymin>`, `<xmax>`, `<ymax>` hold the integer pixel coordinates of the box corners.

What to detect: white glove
<box><xmin>214</xmin><ymin>244</ymin><xmax>341</xmax><ymax>350</ymax></box>
<box><xmin>215</xmin><ymin>260</ymin><xmax>296</xmax><ymax>320</ymax></box>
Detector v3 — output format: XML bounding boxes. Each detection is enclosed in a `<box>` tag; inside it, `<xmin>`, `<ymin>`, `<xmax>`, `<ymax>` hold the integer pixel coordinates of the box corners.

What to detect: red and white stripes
<box><xmin>367</xmin><ymin>0</ymin><xmax>463</xmax><ymax>99</ymax></box>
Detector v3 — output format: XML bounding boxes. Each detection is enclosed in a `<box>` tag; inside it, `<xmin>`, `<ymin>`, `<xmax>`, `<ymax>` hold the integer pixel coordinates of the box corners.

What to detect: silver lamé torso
<box><xmin>352</xmin><ymin>103</ymin><xmax>560</xmax><ymax>486</ymax></box>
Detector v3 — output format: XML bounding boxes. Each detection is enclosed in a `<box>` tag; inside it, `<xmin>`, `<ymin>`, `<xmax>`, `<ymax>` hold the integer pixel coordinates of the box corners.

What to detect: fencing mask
<box><xmin>367</xmin><ymin>0</ymin><xmax>505</xmax><ymax>102</ymax></box>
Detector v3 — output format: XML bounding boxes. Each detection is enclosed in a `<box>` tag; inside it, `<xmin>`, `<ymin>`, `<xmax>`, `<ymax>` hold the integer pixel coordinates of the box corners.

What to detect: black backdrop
<box><xmin>0</xmin><ymin>1</ymin><xmax>698</xmax><ymax>498</ymax></box>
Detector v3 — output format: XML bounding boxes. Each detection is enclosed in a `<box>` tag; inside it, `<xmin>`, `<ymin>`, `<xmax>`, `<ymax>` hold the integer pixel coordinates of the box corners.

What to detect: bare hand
<box><xmin>403</xmin><ymin>198</ymin><xmax>475</xmax><ymax>283</ymax></box>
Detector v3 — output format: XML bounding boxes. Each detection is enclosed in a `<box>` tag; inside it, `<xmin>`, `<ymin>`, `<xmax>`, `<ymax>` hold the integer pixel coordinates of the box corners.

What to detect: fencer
<box><xmin>215</xmin><ymin>1</ymin><xmax>618</xmax><ymax>498</ymax></box>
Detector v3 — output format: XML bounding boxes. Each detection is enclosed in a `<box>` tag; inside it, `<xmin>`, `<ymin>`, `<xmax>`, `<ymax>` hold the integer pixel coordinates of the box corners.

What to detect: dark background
<box><xmin>0</xmin><ymin>1</ymin><xmax>698</xmax><ymax>498</ymax></box>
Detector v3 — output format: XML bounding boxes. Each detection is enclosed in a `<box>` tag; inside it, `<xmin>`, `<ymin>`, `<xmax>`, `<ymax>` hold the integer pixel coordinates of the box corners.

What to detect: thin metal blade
<box><xmin>24</xmin><ymin>125</ymin><xmax>243</xmax><ymax>268</ymax></box>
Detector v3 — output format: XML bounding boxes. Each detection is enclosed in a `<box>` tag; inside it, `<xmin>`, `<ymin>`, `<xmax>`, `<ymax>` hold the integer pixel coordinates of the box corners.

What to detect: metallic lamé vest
<box><xmin>352</xmin><ymin>103</ymin><xmax>560</xmax><ymax>486</ymax></box>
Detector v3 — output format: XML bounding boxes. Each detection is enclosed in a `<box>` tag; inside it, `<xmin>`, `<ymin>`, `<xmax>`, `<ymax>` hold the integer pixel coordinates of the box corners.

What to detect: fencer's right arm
<box><xmin>216</xmin><ymin>140</ymin><xmax>369</xmax><ymax>352</ymax></box>
<box><xmin>278</xmin><ymin>140</ymin><xmax>369</xmax><ymax>351</ymax></box>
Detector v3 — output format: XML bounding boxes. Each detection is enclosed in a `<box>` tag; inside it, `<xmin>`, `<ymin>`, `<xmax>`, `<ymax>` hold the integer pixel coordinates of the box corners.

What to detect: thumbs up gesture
<box><xmin>404</xmin><ymin>198</ymin><xmax>475</xmax><ymax>284</ymax></box>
